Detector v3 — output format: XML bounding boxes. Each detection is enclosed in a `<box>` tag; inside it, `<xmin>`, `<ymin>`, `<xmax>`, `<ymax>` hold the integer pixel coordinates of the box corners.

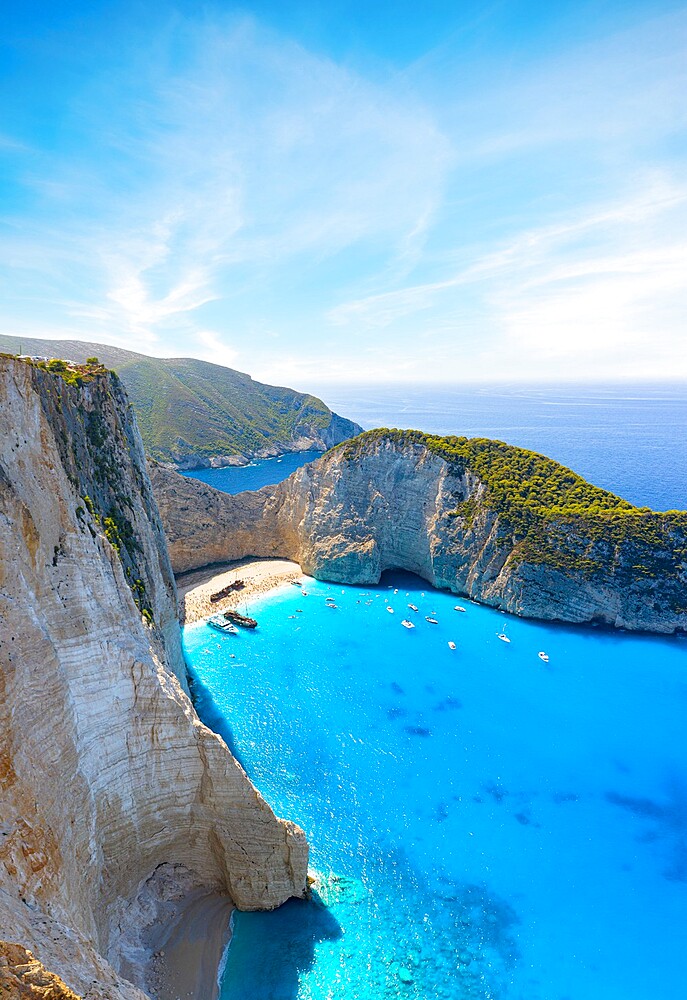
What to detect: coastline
<box><xmin>177</xmin><ymin>557</ymin><xmax>304</xmax><ymax>625</ymax></box>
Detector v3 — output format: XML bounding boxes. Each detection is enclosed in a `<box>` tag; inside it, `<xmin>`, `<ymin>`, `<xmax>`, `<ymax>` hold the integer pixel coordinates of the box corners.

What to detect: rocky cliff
<box><xmin>0</xmin><ymin>357</ymin><xmax>307</xmax><ymax>998</ymax></box>
<box><xmin>152</xmin><ymin>429</ymin><xmax>687</xmax><ymax>634</ymax></box>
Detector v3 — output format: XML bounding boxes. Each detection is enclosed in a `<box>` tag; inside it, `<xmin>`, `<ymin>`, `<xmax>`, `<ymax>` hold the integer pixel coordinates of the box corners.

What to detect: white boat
<box><xmin>538</xmin><ymin>651</ymin><xmax>550</xmax><ymax>662</ymax></box>
<box><xmin>207</xmin><ymin>614</ymin><xmax>238</xmax><ymax>634</ymax></box>
<box><xmin>326</xmin><ymin>603</ymin><xmax>338</xmax><ymax>609</ymax></box>
<box><xmin>387</xmin><ymin>607</ymin><xmax>395</xmax><ymax>614</ymax></box>
<box><xmin>408</xmin><ymin>604</ymin><xmax>419</xmax><ymax>612</ymax></box>
<box><xmin>401</xmin><ymin>619</ymin><xmax>415</xmax><ymax>629</ymax></box>
<box><xmin>497</xmin><ymin>632</ymin><xmax>510</xmax><ymax>643</ymax></box>
<box><xmin>425</xmin><ymin>617</ymin><xmax>439</xmax><ymax>624</ymax></box>
<box><xmin>448</xmin><ymin>641</ymin><xmax>456</xmax><ymax>650</ymax></box>
<box><xmin>394</xmin><ymin>589</ymin><xmax>399</xmax><ymax>594</ymax></box>
<box><xmin>454</xmin><ymin>605</ymin><xmax>467</xmax><ymax>613</ymax></box>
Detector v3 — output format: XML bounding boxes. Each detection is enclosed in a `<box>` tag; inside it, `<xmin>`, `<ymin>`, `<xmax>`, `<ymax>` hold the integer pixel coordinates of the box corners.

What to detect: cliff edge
<box><xmin>0</xmin><ymin>357</ymin><xmax>307</xmax><ymax>998</ymax></box>
<box><xmin>152</xmin><ymin>429</ymin><xmax>687</xmax><ymax>634</ymax></box>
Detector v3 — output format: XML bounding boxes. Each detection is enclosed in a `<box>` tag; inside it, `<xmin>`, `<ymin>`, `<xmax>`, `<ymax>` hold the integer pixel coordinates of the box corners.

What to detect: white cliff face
<box><xmin>0</xmin><ymin>358</ymin><xmax>307</xmax><ymax>998</ymax></box>
<box><xmin>151</xmin><ymin>435</ymin><xmax>687</xmax><ymax>634</ymax></box>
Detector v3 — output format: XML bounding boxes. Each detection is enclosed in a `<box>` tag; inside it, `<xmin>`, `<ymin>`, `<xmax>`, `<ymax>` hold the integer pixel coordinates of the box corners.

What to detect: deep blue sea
<box><xmin>181</xmin><ymin>381</ymin><xmax>687</xmax><ymax>999</ymax></box>
<box><xmin>182</xmin><ymin>383</ymin><xmax>687</xmax><ymax>510</ymax></box>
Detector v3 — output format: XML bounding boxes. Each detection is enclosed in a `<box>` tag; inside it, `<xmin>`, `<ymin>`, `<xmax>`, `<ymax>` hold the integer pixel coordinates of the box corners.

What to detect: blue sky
<box><xmin>1</xmin><ymin>1</ymin><xmax>686</xmax><ymax>386</ymax></box>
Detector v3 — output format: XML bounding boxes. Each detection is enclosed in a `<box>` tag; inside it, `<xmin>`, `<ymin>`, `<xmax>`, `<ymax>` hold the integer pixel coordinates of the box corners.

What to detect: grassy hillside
<box><xmin>0</xmin><ymin>335</ymin><xmax>361</xmax><ymax>465</ymax></box>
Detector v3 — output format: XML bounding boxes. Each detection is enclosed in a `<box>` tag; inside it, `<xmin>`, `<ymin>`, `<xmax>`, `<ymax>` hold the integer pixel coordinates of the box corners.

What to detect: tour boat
<box><xmin>207</xmin><ymin>614</ymin><xmax>238</xmax><ymax>634</ymax></box>
<box><xmin>454</xmin><ymin>605</ymin><xmax>467</xmax><ymax>612</ymax></box>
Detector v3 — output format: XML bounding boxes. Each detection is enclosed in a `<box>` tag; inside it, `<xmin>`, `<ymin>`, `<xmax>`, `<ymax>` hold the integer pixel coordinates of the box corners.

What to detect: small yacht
<box><xmin>538</xmin><ymin>651</ymin><xmax>550</xmax><ymax>662</ymax></box>
<box><xmin>326</xmin><ymin>602</ymin><xmax>338</xmax><ymax>609</ymax></box>
<box><xmin>454</xmin><ymin>605</ymin><xmax>467</xmax><ymax>613</ymax></box>
<box><xmin>387</xmin><ymin>607</ymin><xmax>395</xmax><ymax>614</ymax></box>
<box><xmin>207</xmin><ymin>614</ymin><xmax>238</xmax><ymax>634</ymax></box>
<box><xmin>425</xmin><ymin>616</ymin><xmax>439</xmax><ymax>624</ymax></box>
<box><xmin>401</xmin><ymin>619</ymin><xmax>415</xmax><ymax>629</ymax></box>
<box><xmin>497</xmin><ymin>632</ymin><xmax>510</xmax><ymax>643</ymax></box>
<box><xmin>408</xmin><ymin>604</ymin><xmax>419</xmax><ymax>612</ymax></box>
<box><xmin>448</xmin><ymin>641</ymin><xmax>456</xmax><ymax>650</ymax></box>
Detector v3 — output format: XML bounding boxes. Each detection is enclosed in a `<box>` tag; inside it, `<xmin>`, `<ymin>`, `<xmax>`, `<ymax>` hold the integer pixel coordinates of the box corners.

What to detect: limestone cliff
<box><xmin>0</xmin><ymin>357</ymin><xmax>307</xmax><ymax>999</ymax></box>
<box><xmin>151</xmin><ymin>429</ymin><xmax>687</xmax><ymax>634</ymax></box>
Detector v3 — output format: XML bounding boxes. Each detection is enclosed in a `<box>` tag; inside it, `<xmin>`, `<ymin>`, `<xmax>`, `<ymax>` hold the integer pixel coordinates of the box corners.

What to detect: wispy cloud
<box><xmin>1</xmin><ymin>6</ymin><xmax>686</xmax><ymax>382</ymax></box>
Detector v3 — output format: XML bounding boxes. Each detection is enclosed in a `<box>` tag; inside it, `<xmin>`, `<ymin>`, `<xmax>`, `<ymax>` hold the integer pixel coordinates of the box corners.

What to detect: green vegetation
<box><xmin>0</xmin><ymin>334</ymin><xmax>360</xmax><ymax>464</ymax></box>
<box><xmin>339</xmin><ymin>429</ymin><xmax>687</xmax><ymax>580</ymax></box>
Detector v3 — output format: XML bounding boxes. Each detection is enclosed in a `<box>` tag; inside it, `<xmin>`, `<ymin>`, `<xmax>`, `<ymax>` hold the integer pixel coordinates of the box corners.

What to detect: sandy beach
<box><xmin>177</xmin><ymin>557</ymin><xmax>305</xmax><ymax>625</ymax></box>
<box><xmin>144</xmin><ymin>890</ymin><xmax>233</xmax><ymax>1000</ymax></box>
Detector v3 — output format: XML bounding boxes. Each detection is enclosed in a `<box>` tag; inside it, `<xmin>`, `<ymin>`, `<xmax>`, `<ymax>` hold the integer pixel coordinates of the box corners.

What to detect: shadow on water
<box><xmin>220</xmin><ymin>894</ymin><xmax>342</xmax><ymax>1000</ymax></box>
<box><xmin>186</xmin><ymin>663</ymin><xmax>248</xmax><ymax>770</ymax></box>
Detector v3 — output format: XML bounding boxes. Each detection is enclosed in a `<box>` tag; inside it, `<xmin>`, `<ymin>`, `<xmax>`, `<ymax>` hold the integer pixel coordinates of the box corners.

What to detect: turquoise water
<box><xmin>183</xmin><ymin>573</ymin><xmax>687</xmax><ymax>1000</ymax></box>
<box><xmin>180</xmin><ymin>451</ymin><xmax>322</xmax><ymax>494</ymax></box>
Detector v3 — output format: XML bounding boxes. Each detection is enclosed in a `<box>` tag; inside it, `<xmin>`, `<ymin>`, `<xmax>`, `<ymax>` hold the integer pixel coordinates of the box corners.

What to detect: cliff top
<box><xmin>334</xmin><ymin>428</ymin><xmax>687</xmax><ymax>580</ymax></box>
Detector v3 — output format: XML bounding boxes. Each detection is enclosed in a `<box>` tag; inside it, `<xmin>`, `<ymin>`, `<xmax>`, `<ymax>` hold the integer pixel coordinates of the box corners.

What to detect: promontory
<box><xmin>152</xmin><ymin>428</ymin><xmax>687</xmax><ymax>634</ymax></box>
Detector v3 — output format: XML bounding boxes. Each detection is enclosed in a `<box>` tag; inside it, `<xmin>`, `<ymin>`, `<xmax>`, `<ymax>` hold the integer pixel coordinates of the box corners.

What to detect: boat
<box><xmin>291</xmin><ymin>581</ymin><xmax>302</xmax><ymax>587</ymax></box>
<box><xmin>301</xmin><ymin>590</ymin><xmax>308</xmax><ymax>596</ymax></box>
<box><xmin>408</xmin><ymin>604</ymin><xmax>419</xmax><ymax>612</ymax></box>
<box><xmin>223</xmin><ymin>609</ymin><xmax>258</xmax><ymax>629</ymax></box>
<box><xmin>538</xmin><ymin>651</ymin><xmax>550</xmax><ymax>662</ymax></box>
<box><xmin>401</xmin><ymin>619</ymin><xmax>415</xmax><ymax>629</ymax></box>
<box><xmin>387</xmin><ymin>607</ymin><xmax>395</xmax><ymax>614</ymax></box>
<box><xmin>448</xmin><ymin>641</ymin><xmax>456</xmax><ymax>650</ymax></box>
<box><xmin>497</xmin><ymin>632</ymin><xmax>510</xmax><ymax>643</ymax></box>
<box><xmin>454</xmin><ymin>605</ymin><xmax>466</xmax><ymax>613</ymax></box>
<box><xmin>326</xmin><ymin>603</ymin><xmax>338</xmax><ymax>609</ymax></box>
<box><xmin>209</xmin><ymin>579</ymin><xmax>245</xmax><ymax>602</ymax></box>
<box><xmin>394</xmin><ymin>589</ymin><xmax>398</xmax><ymax>594</ymax></box>
<box><xmin>425</xmin><ymin>617</ymin><xmax>439</xmax><ymax>624</ymax></box>
<box><xmin>207</xmin><ymin>614</ymin><xmax>238</xmax><ymax>634</ymax></box>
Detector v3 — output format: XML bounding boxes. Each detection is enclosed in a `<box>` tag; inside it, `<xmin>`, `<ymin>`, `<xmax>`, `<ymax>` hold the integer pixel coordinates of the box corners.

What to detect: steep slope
<box><xmin>0</xmin><ymin>357</ymin><xmax>307</xmax><ymax>998</ymax></box>
<box><xmin>151</xmin><ymin>429</ymin><xmax>687</xmax><ymax>633</ymax></box>
<box><xmin>0</xmin><ymin>335</ymin><xmax>362</xmax><ymax>467</ymax></box>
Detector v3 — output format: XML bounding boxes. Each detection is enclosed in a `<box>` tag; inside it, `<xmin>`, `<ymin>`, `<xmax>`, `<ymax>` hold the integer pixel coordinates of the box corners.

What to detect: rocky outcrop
<box><xmin>0</xmin><ymin>942</ymin><xmax>81</xmax><ymax>999</ymax></box>
<box><xmin>151</xmin><ymin>430</ymin><xmax>687</xmax><ymax>634</ymax></box>
<box><xmin>0</xmin><ymin>357</ymin><xmax>307</xmax><ymax>999</ymax></box>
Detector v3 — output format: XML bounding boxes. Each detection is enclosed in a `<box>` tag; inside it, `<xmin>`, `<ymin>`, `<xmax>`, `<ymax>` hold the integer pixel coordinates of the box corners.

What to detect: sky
<box><xmin>1</xmin><ymin>0</ymin><xmax>687</xmax><ymax>387</ymax></box>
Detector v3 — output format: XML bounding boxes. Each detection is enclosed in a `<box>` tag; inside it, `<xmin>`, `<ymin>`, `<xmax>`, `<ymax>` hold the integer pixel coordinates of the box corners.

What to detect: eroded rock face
<box><xmin>0</xmin><ymin>358</ymin><xmax>307</xmax><ymax>998</ymax></box>
<box><xmin>151</xmin><ymin>435</ymin><xmax>687</xmax><ymax>633</ymax></box>
<box><xmin>0</xmin><ymin>942</ymin><xmax>82</xmax><ymax>1000</ymax></box>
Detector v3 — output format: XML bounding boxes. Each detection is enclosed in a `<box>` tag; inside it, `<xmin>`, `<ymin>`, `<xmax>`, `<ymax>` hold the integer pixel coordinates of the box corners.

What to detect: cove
<box><xmin>183</xmin><ymin>572</ymin><xmax>687</xmax><ymax>1000</ymax></box>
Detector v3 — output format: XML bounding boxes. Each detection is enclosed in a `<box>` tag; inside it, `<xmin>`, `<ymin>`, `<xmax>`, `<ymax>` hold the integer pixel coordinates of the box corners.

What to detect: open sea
<box><xmin>181</xmin><ymin>382</ymin><xmax>687</xmax><ymax>1000</ymax></box>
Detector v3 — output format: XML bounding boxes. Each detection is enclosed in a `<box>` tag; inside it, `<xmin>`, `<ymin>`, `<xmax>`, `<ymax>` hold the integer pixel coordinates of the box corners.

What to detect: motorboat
<box><xmin>448</xmin><ymin>641</ymin><xmax>456</xmax><ymax>650</ymax></box>
<box><xmin>454</xmin><ymin>605</ymin><xmax>467</xmax><ymax>613</ymax></box>
<box><xmin>497</xmin><ymin>632</ymin><xmax>510</xmax><ymax>643</ymax></box>
<box><xmin>425</xmin><ymin>617</ymin><xmax>439</xmax><ymax>624</ymax></box>
<box><xmin>408</xmin><ymin>604</ymin><xmax>419</xmax><ymax>612</ymax></box>
<box><xmin>538</xmin><ymin>651</ymin><xmax>550</xmax><ymax>662</ymax></box>
<box><xmin>207</xmin><ymin>614</ymin><xmax>238</xmax><ymax>634</ymax></box>
<box><xmin>401</xmin><ymin>619</ymin><xmax>415</xmax><ymax>629</ymax></box>
<box><xmin>387</xmin><ymin>607</ymin><xmax>395</xmax><ymax>614</ymax></box>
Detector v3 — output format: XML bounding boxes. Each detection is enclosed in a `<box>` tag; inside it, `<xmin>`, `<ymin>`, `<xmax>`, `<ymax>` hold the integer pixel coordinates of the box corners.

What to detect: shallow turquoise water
<box><xmin>183</xmin><ymin>574</ymin><xmax>687</xmax><ymax>1000</ymax></box>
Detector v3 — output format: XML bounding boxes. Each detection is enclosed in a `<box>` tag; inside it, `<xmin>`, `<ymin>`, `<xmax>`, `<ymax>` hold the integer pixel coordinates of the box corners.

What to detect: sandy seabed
<box><xmin>177</xmin><ymin>557</ymin><xmax>305</xmax><ymax>625</ymax></box>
